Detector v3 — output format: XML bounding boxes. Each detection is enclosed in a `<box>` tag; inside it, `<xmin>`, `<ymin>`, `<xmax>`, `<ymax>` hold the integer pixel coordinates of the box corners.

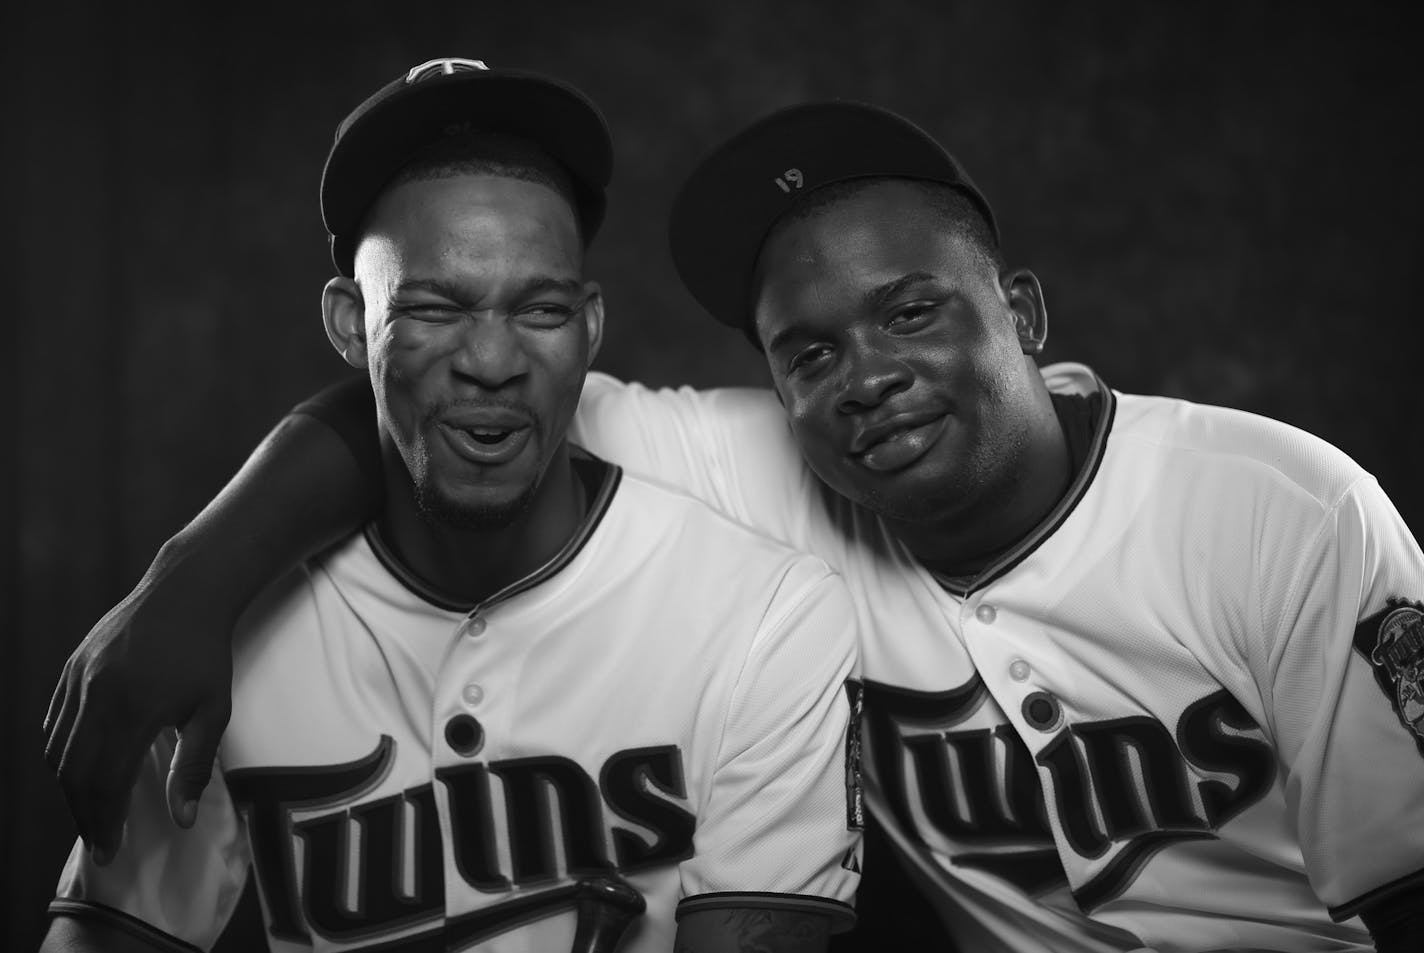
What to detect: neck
<box><xmin>378</xmin><ymin>440</ymin><xmax>587</xmax><ymax>606</ymax></box>
<box><xmin>891</xmin><ymin>387</ymin><xmax>1072</xmax><ymax>579</ymax></box>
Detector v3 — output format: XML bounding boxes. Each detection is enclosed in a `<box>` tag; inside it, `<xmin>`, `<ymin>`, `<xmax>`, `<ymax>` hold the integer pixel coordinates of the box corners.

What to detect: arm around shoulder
<box><xmin>43</xmin><ymin>376</ymin><xmax>383</xmax><ymax>862</ymax></box>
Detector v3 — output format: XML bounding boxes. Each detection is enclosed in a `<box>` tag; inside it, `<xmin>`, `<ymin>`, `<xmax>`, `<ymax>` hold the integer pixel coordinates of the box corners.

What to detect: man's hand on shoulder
<box><xmin>43</xmin><ymin>541</ymin><xmax>235</xmax><ymax>864</ymax></box>
<box><xmin>41</xmin><ymin>396</ymin><xmax>385</xmax><ymax>865</ymax></box>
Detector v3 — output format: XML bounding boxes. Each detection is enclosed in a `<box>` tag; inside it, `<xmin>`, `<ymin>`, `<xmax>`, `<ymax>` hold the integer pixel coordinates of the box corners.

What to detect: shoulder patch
<box><xmin>844</xmin><ymin>679</ymin><xmax>865</xmax><ymax>831</ymax></box>
<box><xmin>1354</xmin><ymin>598</ymin><xmax>1424</xmax><ymax>756</ymax></box>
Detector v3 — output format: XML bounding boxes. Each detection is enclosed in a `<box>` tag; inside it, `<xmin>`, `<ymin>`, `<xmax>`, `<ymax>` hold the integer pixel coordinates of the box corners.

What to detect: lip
<box><xmin>849</xmin><ymin>410</ymin><xmax>949</xmax><ymax>473</ymax></box>
<box><xmin>435</xmin><ymin>417</ymin><xmax>533</xmax><ymax>467</ymax></box>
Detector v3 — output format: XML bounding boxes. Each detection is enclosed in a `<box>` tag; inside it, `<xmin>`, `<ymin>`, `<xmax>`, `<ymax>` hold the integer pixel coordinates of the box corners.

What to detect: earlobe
<box><xmin>321</xmin><ymin>278</ymin><xmax>368</xmax><ymax>369</ymax></box>
<box><xmin>582</xmin><ymin>283</ymin><xmax>605</xmax><ymax>365</ymax></box>
<box><xmin>1002</xmin><ymin>268</ymin><xmax>1048</xmax><ymax>355</ymax></box>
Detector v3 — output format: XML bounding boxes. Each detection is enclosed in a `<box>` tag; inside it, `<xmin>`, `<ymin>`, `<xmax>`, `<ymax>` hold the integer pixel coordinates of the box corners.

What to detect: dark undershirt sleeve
<box><xmin>1357</xmin><ymin>882</ymin><xmax>1424</xmax><ymax>953</ymax></box>
<box><xmin>291</xmin><ymin>375</ymin><xmax>385</xmax><ymax>496</ymax></box>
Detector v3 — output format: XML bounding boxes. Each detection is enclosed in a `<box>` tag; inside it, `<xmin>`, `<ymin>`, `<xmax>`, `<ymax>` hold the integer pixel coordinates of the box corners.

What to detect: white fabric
<box><xmin>552</xmin><ymin>364</ymin><xmax>1424</xmax><ymax>953</ymax></box>
<box><xmin>54</xmin><ymin>468</ymin><xmax>862</xmax><ymax>951</ymax></box>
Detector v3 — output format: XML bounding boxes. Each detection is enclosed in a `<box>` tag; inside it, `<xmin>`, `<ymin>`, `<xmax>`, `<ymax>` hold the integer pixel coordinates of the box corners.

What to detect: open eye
<box><xmin>887</xmin><ymin>302</ymin><xmax>937</xmax><ymax>331</ymax></box>
<box><xmin>787</xmin><ymin>343</ymin><xmax>833</xmax><ymax>375</ymax></box>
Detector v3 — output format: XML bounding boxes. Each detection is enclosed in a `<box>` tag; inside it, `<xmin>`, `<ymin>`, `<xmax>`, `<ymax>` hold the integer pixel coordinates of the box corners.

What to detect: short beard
<box><xmin>413</xmin><ymin>478</ymin><xmax>539</xmax><ymax>531</ymax></box>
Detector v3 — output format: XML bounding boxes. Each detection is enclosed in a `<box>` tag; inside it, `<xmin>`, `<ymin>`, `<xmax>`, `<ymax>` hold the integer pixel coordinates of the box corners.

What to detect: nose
<box><xmin>836</xmin><ymin>341</ymin><xmax>911</xmax><ymax>413</ymax></box>
<box><xmin>449</xmin><ymin>314</ymin><xmax>529</xmax><ymax>390</ymax></box>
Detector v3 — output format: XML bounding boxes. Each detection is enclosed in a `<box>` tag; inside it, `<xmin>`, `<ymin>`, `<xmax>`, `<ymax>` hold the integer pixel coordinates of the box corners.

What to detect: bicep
<box><xmin>674</xmin><ymin>907</ymin><xmax>831</xmax><ymax>953</ymax></box>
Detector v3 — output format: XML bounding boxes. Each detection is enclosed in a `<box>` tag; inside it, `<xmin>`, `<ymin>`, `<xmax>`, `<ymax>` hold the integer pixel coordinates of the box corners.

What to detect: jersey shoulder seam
<box><xmin>1111</xmin><ymin>397</ymin><xmax>1368</xmax><ymax>511</ymax></box>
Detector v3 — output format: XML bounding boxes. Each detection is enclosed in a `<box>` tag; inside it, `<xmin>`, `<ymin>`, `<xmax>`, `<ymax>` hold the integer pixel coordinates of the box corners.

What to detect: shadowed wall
<box><xmin>3</xmin><ymin>1</ymin><xmax>1421</xmax><ymax>947</ymax></box>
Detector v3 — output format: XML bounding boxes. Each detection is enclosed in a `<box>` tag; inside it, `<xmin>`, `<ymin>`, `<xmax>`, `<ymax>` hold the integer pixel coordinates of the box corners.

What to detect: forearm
<box><xmin>147</xmin><ymin>377</ymin><xmax>382</xmax><ymax>613</ymax></box>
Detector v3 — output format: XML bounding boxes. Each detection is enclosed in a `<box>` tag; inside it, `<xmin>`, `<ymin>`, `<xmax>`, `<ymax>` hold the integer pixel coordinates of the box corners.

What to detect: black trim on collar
<box><xmin>932</xmin><ymin>373</ymin><xmax>1117</xmax><ymax>597</ymax></box>
<box><xmin>364</xmin><ymin>448</ymin><xmax>622</xmax><ymax>613</ymax></box>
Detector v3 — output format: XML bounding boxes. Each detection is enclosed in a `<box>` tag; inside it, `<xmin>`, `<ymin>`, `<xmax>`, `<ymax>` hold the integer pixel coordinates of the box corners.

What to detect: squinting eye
<box><xmin>396</xmin><ymin>305</ymin><xmax>460</xmax><ymax>322</ymax></box>
<box><xmin>518</xmin><ymin>304</ymin><xmax>576</xmax><ymax>327</ymax></box>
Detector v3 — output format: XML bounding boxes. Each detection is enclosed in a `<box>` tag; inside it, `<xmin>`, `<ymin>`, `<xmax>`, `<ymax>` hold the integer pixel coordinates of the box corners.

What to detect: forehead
<box><xmin>356</xmin><ymin>173</ymin><xmax>582</xmax><ymax>283</ymax></box>
<box><xmin>752</xmin><ymin>181</ymin><xmax>986</xmax><ymax>330</ymax></box>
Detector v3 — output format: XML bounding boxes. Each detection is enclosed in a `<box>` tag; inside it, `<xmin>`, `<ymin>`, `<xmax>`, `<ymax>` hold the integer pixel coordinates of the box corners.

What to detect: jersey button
<box><xmin>460</xmin><ymin>615</ymin><xmax>487</xmax><ymax>638</ymax></box>
<box><xmin>1009</xmin><ymin>659</ymin><xmax>1030</xmax><ymax>682</ymax></box>
<box><xmin>445</xmin><ymin>714</ymin><xmax>485</xmax><ymax>756</ymax></box>
<box><xmin>975</xmin><ymin>604</ymin><xmax>998</xmax><ymax>624</ymax></box>
<box><xmin>461</xmin><ymin>683</ymin><xmax>485</xmax><ymax>706</ymax></box>
<box><xmin>1022</xmin><ymin>691</ymin><xmax>1063</xmax><ymax>732</ymax></box>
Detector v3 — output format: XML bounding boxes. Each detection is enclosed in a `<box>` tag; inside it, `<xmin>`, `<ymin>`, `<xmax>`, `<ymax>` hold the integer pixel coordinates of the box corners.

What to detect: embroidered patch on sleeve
<box><xmin>1354</xmin><ymin>598</ymin><xmax>1424</xmax><ymax>757</ymax></box>
<box><xmin>843</xmin><ymin>679</ymin><xmax>865</xmax><ymax>831</ymax></box>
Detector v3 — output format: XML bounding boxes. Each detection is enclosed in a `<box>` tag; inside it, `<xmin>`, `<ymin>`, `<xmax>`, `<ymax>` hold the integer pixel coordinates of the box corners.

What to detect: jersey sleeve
<box><xmin>675</xmin><ymin>561</ymin><xmax>863</xmax><ymax>932</ymax></box>
<box><xmin>571</xmin><ymin>373</ymin><xmax>821</xmax><ymax>551</ymax></box>
<box><xmin>49</xmin><ymin>730</ymin><xmax>250</xmax><ymax>951</ymax></box>
<box><xmin>1258</xmin><ymin>474</ymin><xmax>1424</xmax><ymax>918</ymax></box>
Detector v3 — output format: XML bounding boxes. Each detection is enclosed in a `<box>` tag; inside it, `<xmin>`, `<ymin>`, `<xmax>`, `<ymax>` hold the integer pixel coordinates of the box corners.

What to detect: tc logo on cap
<box><xmin>406</xmin><ymin>57</ymin><xmax>489</xmax><ymax>84</ymax></box>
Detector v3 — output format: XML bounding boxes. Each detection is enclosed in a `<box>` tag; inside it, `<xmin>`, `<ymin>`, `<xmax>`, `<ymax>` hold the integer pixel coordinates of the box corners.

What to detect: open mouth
<box><xmin>465</xmin><ymin>426</ymin><xmax>515</xmax><ymax>445</ymax></box>
<box><xmin>438</xmin><ymin>421</ymin><xmax>532</xmax><ymax>464</ymax></box>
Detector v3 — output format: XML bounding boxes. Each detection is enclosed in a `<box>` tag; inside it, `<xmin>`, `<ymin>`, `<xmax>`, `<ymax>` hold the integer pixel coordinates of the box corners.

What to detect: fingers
<box><xmin>50</xmin><ymin>670</ymin><xmax>157</xmax><ymax>864</ymax></box>
<box><xmin>58</xmin><ymin>718</ymin><xmax>148</xmax><ymax>866</ymax></box>
<box><xmin>166</xmin><ymin>701</ymin><xmax>230</xmax><ymax>828</ymax></box>
<box><xmin>43</xmin><ymin>656</ymin><xmax>79</xmax><ymax>771</ymax></box>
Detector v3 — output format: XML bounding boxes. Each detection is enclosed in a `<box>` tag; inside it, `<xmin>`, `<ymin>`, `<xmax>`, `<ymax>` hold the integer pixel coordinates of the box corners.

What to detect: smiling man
<box><xmin>39</xmin><ymin>64</ymin><xmax>863</xmax><ymax>953</ymax></box>
<box><xmin>47</xmin><ymin>100</ymin><xmax>1424</xmax><ymax>952</ymax></box>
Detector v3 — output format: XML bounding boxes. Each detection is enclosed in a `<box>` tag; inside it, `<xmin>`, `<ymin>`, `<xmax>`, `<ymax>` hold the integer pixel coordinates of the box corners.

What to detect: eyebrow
<box><xmin>391</xmin><ymin>275</ymin><xmax>585</xmax><ymax>302</ymax></box>
<box><xmin>862</xmin><ymin>271</ymin><xmax>940</xmax><ymax>313</ymax></box>
<box><xmin>764</xmin><ymin>271</ymin><xmax>942</xmax><ymax>355</ymax></box>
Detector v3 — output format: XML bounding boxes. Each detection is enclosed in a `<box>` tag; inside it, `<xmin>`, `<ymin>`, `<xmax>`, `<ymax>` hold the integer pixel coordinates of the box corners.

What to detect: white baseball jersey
<box><xmin>51</xmin><ymin>453</ymin><xmax>863</xmax><ymax>952</ymax></box>
<box><xmin>549</xmin><ymin>364</ymin><xmax>1424</xmax><ymax>953</ymax></box>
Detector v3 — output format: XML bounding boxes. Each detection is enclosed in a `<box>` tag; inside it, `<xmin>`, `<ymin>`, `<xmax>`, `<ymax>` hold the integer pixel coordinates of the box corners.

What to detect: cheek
<box><xmin>369</xmin><ymin>333</ymin><xmax>445</xmax><ymax>435</ymax></box>
<box><xmin>528</xmin><ymin>332</ymin><xmax>591</xmax><ymax>419</ymax></box>
<box><xmin>780</xmin><ymin>387</ymin><xmax>840</xmax><ymax>460</ymax></box>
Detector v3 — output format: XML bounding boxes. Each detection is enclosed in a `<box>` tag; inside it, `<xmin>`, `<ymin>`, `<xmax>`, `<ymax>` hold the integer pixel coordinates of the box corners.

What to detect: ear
<box><xmin>321</xmin><ymin>277</ymin><xmax>368</xmax><ymax>369</ymax></box>
<box><xmin>581</xmin><ymin>282</ymin><xmax>605</xmax><ymax>365</ymax></box>
<box><xmin>1001</xmin><ymin>268</ymin><xmax>1047</xmax><ymax>355</ymax></box>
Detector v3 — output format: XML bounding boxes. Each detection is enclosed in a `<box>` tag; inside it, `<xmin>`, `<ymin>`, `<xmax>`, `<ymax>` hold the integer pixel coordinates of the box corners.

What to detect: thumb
<box><xmin>165</xmin><ymin>702</ymin><xmax>229</xmax><ymax>828</ymax></box>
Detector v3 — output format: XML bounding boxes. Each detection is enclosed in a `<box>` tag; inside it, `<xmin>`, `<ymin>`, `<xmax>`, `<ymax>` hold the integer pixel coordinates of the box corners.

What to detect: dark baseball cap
<box><xmin>668</xmin><ymin>101</ymin><xmax>999</xmax><ymax>332</ymax></box>
<box><xmin>321</xmin><ymin>57</ymin><xmax>613</xmax><ymax>277</ymax></box>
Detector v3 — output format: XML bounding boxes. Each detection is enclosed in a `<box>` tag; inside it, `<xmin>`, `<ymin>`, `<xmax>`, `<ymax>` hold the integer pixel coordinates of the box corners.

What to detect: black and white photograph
<box><xmin>4</xmin><ymin>3</ymin><xmax>1422</xmax><ymax>951</ymax></box>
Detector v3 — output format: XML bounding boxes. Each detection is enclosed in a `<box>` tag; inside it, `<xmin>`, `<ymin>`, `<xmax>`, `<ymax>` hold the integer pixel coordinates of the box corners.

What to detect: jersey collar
<box><xmin>931</xmin><ymin>363</ymin><xmax>1116</xmax><ymax>597</ymax></box>
<box><xmin>364</xmin><ymin>447</ymin><xmax>623</xmax><ymax>613</ymax></box>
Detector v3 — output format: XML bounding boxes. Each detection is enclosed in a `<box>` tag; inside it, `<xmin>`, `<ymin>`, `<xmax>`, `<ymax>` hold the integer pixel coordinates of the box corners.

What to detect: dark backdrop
<box><xmin>4</xmin><ymin>1</ymin><xmax>1421</xmax><ymax>948</ymax></box>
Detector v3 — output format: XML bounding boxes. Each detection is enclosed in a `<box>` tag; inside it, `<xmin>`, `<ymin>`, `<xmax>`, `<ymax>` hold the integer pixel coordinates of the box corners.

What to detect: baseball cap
<box><xmin>321</xmin><ymin>57</ymin><xmax>613</xmax><ymax>277</ymax></box>
<box><xmin>668</xmin><ymin>101</ymin><xmax>999</xmax><ymax>332</ymax></box>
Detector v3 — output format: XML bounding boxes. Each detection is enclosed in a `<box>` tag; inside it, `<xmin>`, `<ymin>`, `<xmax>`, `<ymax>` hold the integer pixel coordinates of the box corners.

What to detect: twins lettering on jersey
<box><xmin>863</xmin><ymin>676</ymin><xmax>1275</xmax><ymax>909</ymax></box>
<box><xmin>224</xmin><ymin>735</ymin><xmax>694</xmax><ymax>947</ymax></box>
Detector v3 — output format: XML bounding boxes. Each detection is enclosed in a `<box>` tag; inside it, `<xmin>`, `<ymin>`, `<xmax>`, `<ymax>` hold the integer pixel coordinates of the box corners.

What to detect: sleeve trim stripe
<box><xmin>1330</xmin><ymin>866</ymin><xmax>1424</xmax><ymax>921</ymax></box>
<box><xmin>48</xmin><ymin>899</ymin><xmax>206</xmax><ymax>953</ymax></box>
<box><xmin>675</xmin><ymin>891</ymin><xmax>857</xmax><ymax>933</ymax></box>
